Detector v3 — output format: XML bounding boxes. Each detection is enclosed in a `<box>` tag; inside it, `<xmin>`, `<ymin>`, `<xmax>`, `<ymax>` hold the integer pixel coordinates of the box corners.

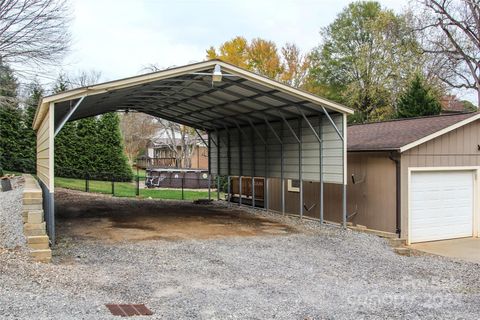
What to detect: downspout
<box><xmin>388</xmin><ymin>151</ymin><xmax>401</xmax><ymax>236</ymax></box>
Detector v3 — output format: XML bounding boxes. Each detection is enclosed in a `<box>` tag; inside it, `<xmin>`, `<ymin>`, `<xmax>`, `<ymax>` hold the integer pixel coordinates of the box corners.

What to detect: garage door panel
<box><xmin>410</xmin><ymin>170</ymin><xmax>474</xmax><ymax>243</ymax></box>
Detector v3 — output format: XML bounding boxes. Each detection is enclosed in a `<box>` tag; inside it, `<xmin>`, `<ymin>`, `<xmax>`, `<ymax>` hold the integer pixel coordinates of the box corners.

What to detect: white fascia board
<box><xmin>399</xmin><ymin>113</ymin><xmax>480</xmax><ymax>153</ymax></box>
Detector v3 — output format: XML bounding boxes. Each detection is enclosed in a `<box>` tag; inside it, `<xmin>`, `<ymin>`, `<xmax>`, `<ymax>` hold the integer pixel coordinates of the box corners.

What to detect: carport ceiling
<box><xmin>34</xmin><ymin>60</ymin><xmax>353</xmax><ymax>131</ymax></box>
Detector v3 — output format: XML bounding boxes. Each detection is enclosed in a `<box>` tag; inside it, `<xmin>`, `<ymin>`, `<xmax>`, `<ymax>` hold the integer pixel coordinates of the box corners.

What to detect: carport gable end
<box><xmin>32</xmin><ymin>59</ymin><xmax>353</xmax><ymax>243</ymax></box>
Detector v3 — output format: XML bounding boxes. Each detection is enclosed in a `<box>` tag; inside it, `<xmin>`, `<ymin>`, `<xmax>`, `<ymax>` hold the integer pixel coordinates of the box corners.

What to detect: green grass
<box><xmin>55</xmin><ymin>176</ymin><xmax>214</xmax><ymax>200</ymax></box>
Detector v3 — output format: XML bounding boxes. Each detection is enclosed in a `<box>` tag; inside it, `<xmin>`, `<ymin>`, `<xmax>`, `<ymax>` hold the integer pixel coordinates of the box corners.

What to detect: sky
<box><xmin>31</xmin><ymin>0</ymin><xmax>473</xmax><ymax>103</ymax></box>
<box><xmin>62</xmin><ymin>0</ymin><xmax>407</xmax><ymax>80</ymax></box>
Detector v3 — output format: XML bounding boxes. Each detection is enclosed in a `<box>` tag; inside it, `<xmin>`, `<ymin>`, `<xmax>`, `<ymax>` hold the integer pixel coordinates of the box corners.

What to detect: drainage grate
<box><xmin>105</xmin><ymin>304</ymin><xmax>153</xmax><ymax>317</ymax></box>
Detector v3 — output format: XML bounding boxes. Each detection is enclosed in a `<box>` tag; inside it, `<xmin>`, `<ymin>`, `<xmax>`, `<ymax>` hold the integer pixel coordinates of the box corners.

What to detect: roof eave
<box><xmin>33</xmin><ymin>59</ymin><xmax>353</xmax><ymax>130</ymax></box>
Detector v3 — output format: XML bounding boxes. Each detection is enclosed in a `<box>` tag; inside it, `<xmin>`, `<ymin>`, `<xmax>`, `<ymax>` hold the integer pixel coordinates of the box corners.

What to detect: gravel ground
<box><xmin>0</xmin><ymin>178</ymin><xmax>26</xmax><ymax>249</ymax></box>
<box><xmin>1</xmin><ymin>200</ymin><xmax>480</xmax><ymax>319</ymax></box>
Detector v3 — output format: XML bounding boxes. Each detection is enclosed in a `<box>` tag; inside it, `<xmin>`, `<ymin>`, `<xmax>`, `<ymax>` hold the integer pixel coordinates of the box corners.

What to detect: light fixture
<box><xmin>212</xmin><ymin>64</ymin><xmax>223</xmax><ymax>83</ymax></box>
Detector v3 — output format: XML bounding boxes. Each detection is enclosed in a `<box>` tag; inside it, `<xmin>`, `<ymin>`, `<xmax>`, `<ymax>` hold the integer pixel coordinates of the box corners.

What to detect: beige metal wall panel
<box><xmin>400</xmin><ymin>119</ymin><xmax>480</xmax><ymax>239</ymax></box>
<box><xmin>36</xmin><ymin>104</ymin><xmax>54</xmax><ymax>191</ymax></box>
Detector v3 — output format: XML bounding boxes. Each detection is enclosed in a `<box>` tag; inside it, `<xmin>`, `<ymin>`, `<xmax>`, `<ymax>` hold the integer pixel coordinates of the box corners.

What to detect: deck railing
<box><xmin>136</xmin><ymin>157</ymin><xmax>178</xmax><ymax>169</ymax></box>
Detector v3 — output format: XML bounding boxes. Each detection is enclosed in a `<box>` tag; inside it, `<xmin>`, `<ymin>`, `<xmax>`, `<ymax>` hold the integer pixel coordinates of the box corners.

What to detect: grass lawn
<box><xmin>55</xmin><ymin>176</ymin><xmax>214</xmax><ymax>200</ymax></box>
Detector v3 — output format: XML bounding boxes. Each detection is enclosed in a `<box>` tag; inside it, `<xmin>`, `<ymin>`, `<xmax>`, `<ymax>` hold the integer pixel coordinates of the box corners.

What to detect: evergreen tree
<box><xmin>96</xmin><ymin>113</ymin><xmax>132</xmax><ymax>181</ymax></box>
<box><xmin>0</xmin><ymin>62</ymin><xmax>26</xmax><ymax>172</ymax></box>
<box><xmin>22</xmin><ymin>80</ymin><xmax>44</xmax><ymax>172</ymax></box>
<box><xmin>54</xmin><ymin>74</ymin><xmax>80</xmax><ymax>177</ymax></box>
<box><xmin>53</xmin><ymin>73</ymin><xmax>132</xmax><ymax>181</ymax></box>
<box><xmin>397</xmin><ymin>74</ymin><xmax>442</xmax><ymax>118</ymax></box>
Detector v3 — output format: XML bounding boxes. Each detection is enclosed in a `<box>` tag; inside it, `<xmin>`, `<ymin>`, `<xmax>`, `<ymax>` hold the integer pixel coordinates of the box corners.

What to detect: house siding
<box><xmin>400</xmin><ymin>118</ymin><xmax>480</xmax><ymax>239</ymax></box>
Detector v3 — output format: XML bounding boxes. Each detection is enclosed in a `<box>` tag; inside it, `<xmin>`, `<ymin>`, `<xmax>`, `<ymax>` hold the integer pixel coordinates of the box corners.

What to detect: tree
<box><xmin>53</xmin><ymin>72</ymin><xmax>133</xmax><ymax>181</ymax></box>
<box><xmin>119</xmin><ymin>112</ymin><xmax>160</xmax><ymax>164</ymax></box>
<box><xmin>309</xmin><ymin>1</ymin><xmax>424</xmax><ymax>122</ymax></box>
<box><xmin>415</xmin><ymin>0</ymin><xmax>479</xmax><ymax>106</ymax></box>
<box><xmin>0</xmin><ymin>0</ymin><xmax>71</xmax><ymax>67</ymax></box>
<box><xmin>397</xmin><ymin>74</ymin><xmax>442</xmax><ymax>118</ymax></box>
<box><xmin>206</xmin><ymin>37</ymin><xmax>311</xmax><ymax>88</ymax></box>
<box><xmin>0</xmin><ymin>62</ymin><xmax>26</xmax><ymax>171</ymax></box>
<box><xmin>206</xmin><ymin>36</ymin><xmax>249</xmax><ymax>69</ymax></box>
<box><xmin>22</xmin><ymin>80</ymin><xmax>44</xmax><ymax>172</ymax></box>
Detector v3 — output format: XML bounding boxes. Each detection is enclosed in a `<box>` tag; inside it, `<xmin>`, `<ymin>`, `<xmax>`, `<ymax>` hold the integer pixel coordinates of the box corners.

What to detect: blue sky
<box><xmin>63</xmin><ymin>0</ymin><xmax>407</xmax><ymax>79</ymax></box>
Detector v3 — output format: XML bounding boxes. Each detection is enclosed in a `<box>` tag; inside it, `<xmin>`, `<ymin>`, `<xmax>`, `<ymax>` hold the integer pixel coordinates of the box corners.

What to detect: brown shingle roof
<box><xmin>348</xmin><ymin>112</ymin><xmax>479</xmax><ymax>152</ymax></box>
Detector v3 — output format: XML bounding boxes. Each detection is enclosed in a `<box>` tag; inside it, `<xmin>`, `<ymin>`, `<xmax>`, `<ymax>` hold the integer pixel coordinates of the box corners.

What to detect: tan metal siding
<box><xmin>36</xmin><ymin>104</ymin><xmax>54</xmax><ymax>190</ymax></box>
<box><xmin>400</xmin><ymin>119</ymin><xmax>480</xmax><ymax>239</ymax></box>
<box><xmin>266</xmin><ymin>178</ymin><xmax>344</xmax><ymax>222</ymax></box>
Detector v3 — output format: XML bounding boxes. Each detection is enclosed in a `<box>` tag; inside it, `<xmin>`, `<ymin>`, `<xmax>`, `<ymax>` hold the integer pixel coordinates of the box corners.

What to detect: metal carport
<box><xmin>33</xmin><ymin>59</ymin><xmax>353</xmax><ymax>242</ymax></box>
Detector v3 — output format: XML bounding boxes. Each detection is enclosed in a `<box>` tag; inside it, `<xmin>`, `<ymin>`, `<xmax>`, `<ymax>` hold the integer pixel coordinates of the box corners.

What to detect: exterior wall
<box><xmin>190</xmin><ymin>146</ymin><xmax>208</xmax><ymax>169</ymax></box>
<box><xmin>400</xmin><ymin>119</ymin><xmax>480</xmax><ymax>239</ymax></box>
<box><xmin>36</xmin><ymin>103</ymin><xmax>54</xmax><ymax>191</ymax></box>
<box><xmin>267</xmin><ymin>178</ymin><xmax>344</xmax><ymax>223</ymax></box>
<box><xmin>209</xmin><ymin>113</ymin><xmax>345</xmax><ymax>184</ymax></box>
<box><xmin>269</xmin><ymin>152</ymin><xmax>397</xmax><ymax>232</ymax></box>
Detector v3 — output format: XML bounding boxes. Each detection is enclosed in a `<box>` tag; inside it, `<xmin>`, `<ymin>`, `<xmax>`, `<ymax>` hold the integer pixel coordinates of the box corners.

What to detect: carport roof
<box><xmin>348</xmin><ymin>112</ymin><xmax>480</xmax><ymax>153</ymax></box>
<box><xmin>33</xmin><ymin>60</ymin><xmax>353</xmax><ymax>132</ymax></box>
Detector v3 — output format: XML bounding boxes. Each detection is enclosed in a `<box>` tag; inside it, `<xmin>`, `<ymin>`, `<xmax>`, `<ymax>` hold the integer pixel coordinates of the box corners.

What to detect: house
<box><xmin>142</xmin><ymin>130</ymin><xmax>208</xmax><ymax>169</ymax></box>
<box><xmin>440</xmin><ymin>95</ymin><xmax>473</xmax><ymax>114</ymax></box>
<box><xmin>342</xmin><ymin>112</ymin><xmax>480</xmax><ymax>244</ymax></box>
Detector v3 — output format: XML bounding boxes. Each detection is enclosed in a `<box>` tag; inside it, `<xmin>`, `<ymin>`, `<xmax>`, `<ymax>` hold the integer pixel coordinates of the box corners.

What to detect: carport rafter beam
<box><xmin>276</xmin><ymin>110</ymin><xmax>300</xmax><ymax>144</ymax></box>
<box><xmin>247</xmin><ymin>119</ymin><xmax>267</xmax><ymax>145</ymax></box>
<box><xmin>194</xmin><ymin>128</ymin><xmax>208</xmax><ymax>147</ymax></box>
<box><xmin>297</xmin><ymin>107</ymin><xmax>322</xmax><ymax>143</ymax></box>
<box><xmin>263</xmin><ymin>117</ymin><xmax>282</xmax><ymax>144</ymax></box>
<box><xmin>321</xmin><ymin>106</ymin><xmax>344</xmax><ymax>141</ymax></box>
<box><xmin>54</xmin><ymin>96</ymin><xmax>85</xmax><ymax>136</ymax></box>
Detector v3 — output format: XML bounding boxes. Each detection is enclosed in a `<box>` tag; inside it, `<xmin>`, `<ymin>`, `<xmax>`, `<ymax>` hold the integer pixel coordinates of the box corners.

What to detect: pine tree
<box><xmin>96</xmin><ymin>113</ymin><xmax>132</xmax><ymax>181</ymax></box>
<box><xmin>53</xmin><ymin>73</ymin><xmax>132</xmax><ymax>181</ymax></box>
<box><xmin>397</xmin><ymin>74</ymin><xmax>442</xmax><ymax>118</ymax></box>
<box><xmin>22</xmin><ymin>80</ymin><xmax>44</xmax><ymax>172</ymax></box>
<box><xmin>53</xmin><ymin>74</ymin><xmax>80</xmax><ymax>177</ymax></box>
<box><xmin>0</xmin><ymin>62</ymin><xmax>26</xmax><ymax>172</ymax></box>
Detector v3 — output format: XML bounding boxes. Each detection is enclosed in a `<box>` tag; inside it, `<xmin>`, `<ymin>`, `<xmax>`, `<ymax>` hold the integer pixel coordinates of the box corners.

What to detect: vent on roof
<box><xmin>105</xmin><ymin>304</ymin><xmax>153</xmax><ymax>317</ymax></box>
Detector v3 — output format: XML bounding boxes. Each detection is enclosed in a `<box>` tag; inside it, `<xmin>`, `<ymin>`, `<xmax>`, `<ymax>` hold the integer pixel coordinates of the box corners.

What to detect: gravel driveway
<box><xmin>1</xmin><ymin>195</ymin><xmax>479</xmax><ymax>319</ymax></box>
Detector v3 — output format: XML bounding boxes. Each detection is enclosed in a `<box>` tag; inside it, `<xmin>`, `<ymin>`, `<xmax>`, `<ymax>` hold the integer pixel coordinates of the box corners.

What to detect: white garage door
<box><xmin>410</xmin><ymin>170</ymin><xmax>474</xmax><ymax>243</ymax></box>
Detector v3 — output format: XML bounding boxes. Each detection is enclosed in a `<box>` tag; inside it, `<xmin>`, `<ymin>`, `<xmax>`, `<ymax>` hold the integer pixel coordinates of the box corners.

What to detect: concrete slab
<box><xmin>410</xmin><ymin>238</ymin><xmax>480</xmax><ymax>264</ymax></box>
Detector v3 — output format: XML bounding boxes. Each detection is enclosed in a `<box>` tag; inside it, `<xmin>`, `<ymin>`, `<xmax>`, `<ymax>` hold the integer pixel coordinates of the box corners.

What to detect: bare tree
<box><xmin>120</xmin><ymin>112</ymin><xmax>160</xmax><ymax>164</ymax></box>
<box><xmin>67</xmin><ymin>69</ymin><xmax>102</xmax><ymax>88</ymax></box>
<box><xmin>0</xmin><ymin>0</ymin><xmax>71</xmax><ymax>66</ymax></box>
<box><xmin>416</xmin><ymin>0</ymin><xmax>480</xmax><ymax>105</ymax></box>
<box><xmin>156</xmin><ymin>119</ymin><xmax>198</xmax><ymax>169</ymax></box>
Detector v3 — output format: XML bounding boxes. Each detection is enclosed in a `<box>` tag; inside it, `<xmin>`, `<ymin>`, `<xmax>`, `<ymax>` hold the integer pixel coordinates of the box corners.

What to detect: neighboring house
<box><xmin>440</xmin><ymin>95</ymin><xmax>474</xmax><ymax>114</ymax></box>
<box><xmin>143</xmin><ymin>130</ymin><xmax>208</xmax><ymax>169</ymax></box>
<box><xmin>338</xmin><ymin>112</ymin><xmax>480</xmax><ymax>244</ymax></box>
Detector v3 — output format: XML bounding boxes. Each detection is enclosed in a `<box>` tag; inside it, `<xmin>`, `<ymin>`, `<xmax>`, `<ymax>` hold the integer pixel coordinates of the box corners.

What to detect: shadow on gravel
<box><xmin>55</xmin><ymin>189</ymin><xmax>296</xmax><ymax>243</ymax></box>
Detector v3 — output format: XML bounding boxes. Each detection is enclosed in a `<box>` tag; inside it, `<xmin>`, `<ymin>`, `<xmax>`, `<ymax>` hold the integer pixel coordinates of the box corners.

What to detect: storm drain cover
<box><xmin>105</xmin><ymin>304</ymin><xmax>153</xmax><ymax>317</ymax></box>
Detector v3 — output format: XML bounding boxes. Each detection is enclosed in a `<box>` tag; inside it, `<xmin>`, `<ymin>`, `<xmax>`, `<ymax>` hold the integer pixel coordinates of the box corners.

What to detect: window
<box><xmin>287</xmin><ymin>179</ymin><xmax>300</xmax><ymax>192</ymax></box>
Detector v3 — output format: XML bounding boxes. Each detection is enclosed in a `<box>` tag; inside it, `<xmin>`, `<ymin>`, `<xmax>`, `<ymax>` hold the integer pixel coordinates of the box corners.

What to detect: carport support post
<box><xmin>322</xmin><ymin>107</ymin><xmax>346</xmax><ymax>228</ymax></box>
<box><xmin>239</xmin><ymin>176</ymin><xmax>242</xmax><ymax>206</ymax></box>
<box><xmin>280</xmin><ymin>121</ymin><xmax>285</xmax><ymax>215</ymax></box>
<box><xmin>216</xmin><ymin>130</ymin><xmax>221</xmax><ymax>201</ymax></box>
<box><xmin>239</xmin><ymin>126</ymin><xmax>243</xmax><ymax>206</ymax></box>
<box><xmin>247</xmin><ymin>119</ymin><xmax>267</xmax><ymax>211</ymax></box>
<box><xmin>227</xmin><ymin>176</ymin><xmax>231</xmax><ymax>204</ymax></box>
<box><xmin>319</xmin><ymin>115</ymin><xmax>324</xmax><ymax>224</ymax></box>
<box><xmin>207</xmin><ymin>132</ymin><xmax>211</xmax><ymax>200</ymax></box>
<box><xmin>298</xmin><ymin>118</ymin><xmax>303</xmax><ymax>219</ymax></box>
<box><xmin>251</xmin><ymin>127</ymin><xmax>256</xmax><ymax>209</ymax></box>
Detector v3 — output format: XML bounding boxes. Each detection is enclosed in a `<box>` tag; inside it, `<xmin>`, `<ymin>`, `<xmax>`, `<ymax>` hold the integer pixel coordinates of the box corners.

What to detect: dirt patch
<box><xmin>55</xmin><ymin>188</ymin><xmax>296</xmax><ymax>243</ymax></box>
